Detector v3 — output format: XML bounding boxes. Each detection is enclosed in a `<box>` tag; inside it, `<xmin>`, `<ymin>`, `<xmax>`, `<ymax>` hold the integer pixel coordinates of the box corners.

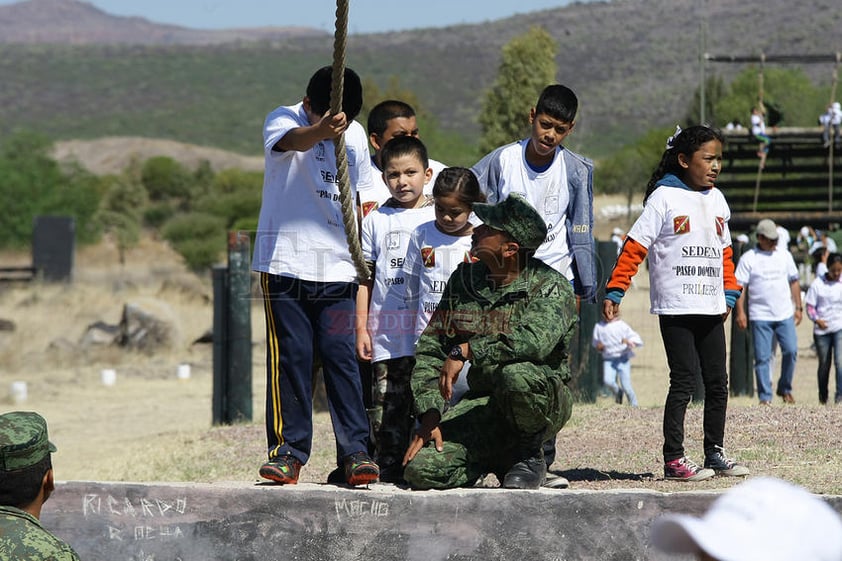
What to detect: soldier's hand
<box><xmin>402</xmin><ymin>410</ymin><xmax>442</xmax><ymax>466</ymax></box>
<box><xmin>438</xmin><ymin>358</ymin><xmax>463</xmax><ymax>401</ymax></box>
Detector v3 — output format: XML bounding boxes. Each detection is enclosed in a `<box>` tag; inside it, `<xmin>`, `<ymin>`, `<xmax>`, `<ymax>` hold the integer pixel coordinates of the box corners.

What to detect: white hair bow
<box><xmin>665</xmin><ymin>125</ymin><xmax>682</xmax><ymax>150</ymax></box>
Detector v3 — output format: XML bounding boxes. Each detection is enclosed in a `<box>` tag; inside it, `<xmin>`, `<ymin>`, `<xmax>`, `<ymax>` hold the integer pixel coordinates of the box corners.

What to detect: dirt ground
<box><xmin>1</xmin><ymin>194</ymin><xmax>840</xmax><ymax>495</ymax></box>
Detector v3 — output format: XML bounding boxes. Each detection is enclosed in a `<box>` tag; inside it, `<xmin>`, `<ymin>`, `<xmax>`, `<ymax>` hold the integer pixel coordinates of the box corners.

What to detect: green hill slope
<box><xmin>1</xmin><ymin>0</ymin><xmax>840</xmax><ymax>158</ymax></box>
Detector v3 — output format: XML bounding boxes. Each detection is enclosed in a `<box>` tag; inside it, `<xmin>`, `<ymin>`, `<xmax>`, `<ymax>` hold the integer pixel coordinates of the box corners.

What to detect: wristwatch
<box><xmin>449</xmin><ymin>345</ymin><xmax>467</xmax><ymax>362</ymax></box>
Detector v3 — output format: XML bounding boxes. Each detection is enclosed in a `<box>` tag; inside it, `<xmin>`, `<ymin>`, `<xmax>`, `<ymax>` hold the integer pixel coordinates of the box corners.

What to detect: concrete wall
<box><xmin>41</xmin><ymin>481</ymin><xmax>842</xmax><ymax>561</ymax></box>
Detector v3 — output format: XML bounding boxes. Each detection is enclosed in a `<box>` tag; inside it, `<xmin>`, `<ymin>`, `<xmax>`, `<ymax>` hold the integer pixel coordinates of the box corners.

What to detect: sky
<box><xmin>2</xmin><ymin>0</ymin><xmax>584</xmax><ymax>33</ymax></box>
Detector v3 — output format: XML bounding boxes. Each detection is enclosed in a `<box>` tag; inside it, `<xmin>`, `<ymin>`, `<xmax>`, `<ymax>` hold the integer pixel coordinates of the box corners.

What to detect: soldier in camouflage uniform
<box><xmin>402</xmin><ymin>193</ymin><xmax>576</xmax><ymax>489</ymax></box>
<box><xmin>0</xmin><ymin>411</ymin><xmax>81</xmax><ymax>561</ymax></box>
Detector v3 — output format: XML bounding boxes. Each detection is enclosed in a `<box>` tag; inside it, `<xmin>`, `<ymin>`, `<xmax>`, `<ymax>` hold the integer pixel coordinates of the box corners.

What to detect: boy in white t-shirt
<box><xmin>734</xmin><ymin>219</ymin><xmax>803</xmax><ymax>405</ymax></box>
<box><xmin>356</xmin><ymin>135</ymin><xmax>435</xmax><ymax>483</ymax></box>
<box><xmin>360</xmin><ymin>100</ymin><xmax>446</xmax><ymax>216</ymax></box>
<box><xmin>252</xmin><ymin>66</ymin><xmax>378</xmax><ymax>487</ymax></box>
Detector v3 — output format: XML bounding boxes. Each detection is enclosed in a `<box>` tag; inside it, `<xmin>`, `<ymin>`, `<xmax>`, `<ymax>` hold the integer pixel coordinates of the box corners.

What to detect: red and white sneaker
<box><xmin>664</xmin><ymin>456</ymin><xmax>715</xmax><ymax>482</ymax></box>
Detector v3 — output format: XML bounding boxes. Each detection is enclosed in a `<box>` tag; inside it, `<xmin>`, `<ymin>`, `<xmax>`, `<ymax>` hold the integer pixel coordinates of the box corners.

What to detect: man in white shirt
<box><xmin>734</xmin><ymin>219</ymin><xmax>803</xmax><ymax>404</ymax></box>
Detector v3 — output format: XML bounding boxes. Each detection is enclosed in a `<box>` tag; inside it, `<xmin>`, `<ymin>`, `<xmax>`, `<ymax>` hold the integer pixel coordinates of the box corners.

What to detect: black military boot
<box><xmin>502</xmin><ymin>433</ymin><xmax>547</xmax><ymax>489</ymax></box>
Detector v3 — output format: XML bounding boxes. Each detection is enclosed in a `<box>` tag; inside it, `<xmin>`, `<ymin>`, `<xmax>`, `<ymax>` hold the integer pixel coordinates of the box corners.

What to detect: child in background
<box><xmin>603</xmin><ymin>125</ymin><xmax>749</xmax><ymax>482</ymax></box>
<box><xmin>360</xmin><ymin>99</ymin><xmax>447</xmax><ymax>215</ymax></box>
<box><xmin>804</xmin><ymin>252</ymin><xmax>842</xmax><ymax>405</ymax></box>
<box><xmin>356</xmin><ymin>135</ymin><xmax>435</xmax><ymax>483</ymax></box>
<box><xmin>403</xmin><ymin>167</ymin><xmax>485</xmax><ymax>404</ymax></box>
<box><xmin>750</xmin><ymin>106</ymin><xmax>770</xmax><ymax>167</ymax></box>
<box><xmin>592</xmin><ymin>314</ymin><xmax>642</xmax><ymax>407</ymax></box>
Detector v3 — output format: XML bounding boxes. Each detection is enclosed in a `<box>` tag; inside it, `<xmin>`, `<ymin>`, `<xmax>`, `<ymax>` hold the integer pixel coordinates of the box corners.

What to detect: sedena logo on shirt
<box><xmin>421</xmin><ymin>247</ymin><xmax>435</xmax><ymax>268</ymax></box>
<box><xmin>715</xmin><ymin>216</ymin><xmax>725</xmax><ymax>236</ymax></box>
<box><xmin>673</xmin><ymin>215</ymin><xmax>690</xmax><ymax>234</ymax></box>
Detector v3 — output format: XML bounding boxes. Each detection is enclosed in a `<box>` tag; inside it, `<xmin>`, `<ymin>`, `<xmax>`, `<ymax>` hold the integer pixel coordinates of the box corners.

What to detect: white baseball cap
<box><xmin>650</xmin><ymin>477</ymin><xmax>842</xmax><ymax>561</ymax></box>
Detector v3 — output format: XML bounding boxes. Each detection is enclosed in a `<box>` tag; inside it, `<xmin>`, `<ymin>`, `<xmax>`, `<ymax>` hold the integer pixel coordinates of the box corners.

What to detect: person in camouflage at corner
<box><xmin>0</xmin><ymin>411</ymin><xmax>81</xmax><ymax>561</ymax></box>
<box><xmin>401</xmin><ymin>193</ymin><xmax>576</xmax><ymax>489</ymax></box>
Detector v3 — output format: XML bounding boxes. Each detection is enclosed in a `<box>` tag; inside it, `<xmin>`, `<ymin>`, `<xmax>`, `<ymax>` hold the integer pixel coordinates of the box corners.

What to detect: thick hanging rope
<box><xmin>330</xmin><ymin>0</ymin><xmax>370</xmax><ymax>281</ymax></box>
<box><xmin>828</xmin><ymin>52</ymin><xmax>840</xmax><ymax>212</ymax></box>
<box><xmin>752</xmin><ymin>53</ymin><xmax>767</xmax><ymax>212</ymax></box>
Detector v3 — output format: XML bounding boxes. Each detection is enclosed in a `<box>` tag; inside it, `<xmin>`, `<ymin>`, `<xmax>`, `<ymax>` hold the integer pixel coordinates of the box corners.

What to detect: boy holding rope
<box><xmin>252</xmin><ymin>65</ymin><xmax>379</xmax><ymax>486</ymax></box>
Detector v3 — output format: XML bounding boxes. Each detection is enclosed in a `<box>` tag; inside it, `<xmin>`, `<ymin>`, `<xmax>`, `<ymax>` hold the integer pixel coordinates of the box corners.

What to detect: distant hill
<box><xmin>1</xmin><ymin>0</ymin><xmax>840</xmax><ymax>160</ymax></box>
<box><xmin>0</xmin><ymin>0</ymin><xmax>327</xmax><ymax>44</ymax></box>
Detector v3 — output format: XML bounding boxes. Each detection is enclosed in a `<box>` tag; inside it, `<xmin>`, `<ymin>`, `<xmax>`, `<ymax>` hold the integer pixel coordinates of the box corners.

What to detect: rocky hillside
<box><xmin>1</xmin><ymin>0</ymin><xmax>840</xmax><ymax>156</ymax></box>
<box><xmin>0</xmin><ymin>0</ymin><xmax>327</xmax><ymax>44</ymax></box>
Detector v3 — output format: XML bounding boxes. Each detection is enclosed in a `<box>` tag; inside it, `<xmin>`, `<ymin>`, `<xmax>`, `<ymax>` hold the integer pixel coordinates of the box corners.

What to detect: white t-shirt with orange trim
<box><xmin>627</xmin><ymin>185</ymin><xmax>732</xmax><ymax>315</ymax></box>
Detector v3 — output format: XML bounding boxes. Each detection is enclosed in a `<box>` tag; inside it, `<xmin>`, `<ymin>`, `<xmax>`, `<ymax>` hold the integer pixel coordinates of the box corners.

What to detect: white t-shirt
<box><xmin>361</xmin><ymin>204</ymin><xmax>436</xmax><ymax>361</ymax></box>
<box><xmin>358</xmin><ymin>157</ymin><xmax>446</xmax><ymax>217</ymax></box>
<box><xmin>805</xmin><ymin>274</ymin><xmax>842</xmax><ymax>335</ymax></box>
<box><xmin>627</xmin><ymin>185</ymin><xmax>732</xmax><ymax>315</ymax></box>
<box><xmin>472</xmin><ymin>140</ymin><xmax>572</xmax><ymax>278</ymax></box>
<box><xmin>734</xmin><ymin>247</ymin><xmax>799</xmax><ymax>321</ymax></box>
<box><xmin>252</xmin><ymin>102</ymin><xmax>375</xmax><ymax>282</ymax></box>
<box><xmin>403</xmin><ymin>220</ymin><xmax>475</xmax><ymax>343</ymax></box>
<box><xmin>751</xmin><ymin>113</ymin><xmax>766</xmax><ymax>136</ymax></box>
<box><xmin>591</xmin><ymin>318</ymin><xmax>643</xmax><ymax>360</ymax></box>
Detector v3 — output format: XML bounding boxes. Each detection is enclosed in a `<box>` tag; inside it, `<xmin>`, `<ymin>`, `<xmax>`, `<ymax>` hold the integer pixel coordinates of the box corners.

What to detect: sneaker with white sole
<box><xmin>664</xmin><ymin>456</ymin><xmax>715</xmax><ymax>481</ymax></box>
<box><xmin>704</xmin><ymin>447</ymin><xmax>750</xmax><ymax>477</ymax></box>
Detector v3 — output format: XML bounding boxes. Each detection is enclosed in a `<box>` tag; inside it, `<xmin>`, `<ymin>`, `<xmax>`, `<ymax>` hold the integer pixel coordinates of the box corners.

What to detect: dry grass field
<box><xmin>1</xmin><ymin>195</ymin><xmax>840</xmax><ymax>495</ymax></box>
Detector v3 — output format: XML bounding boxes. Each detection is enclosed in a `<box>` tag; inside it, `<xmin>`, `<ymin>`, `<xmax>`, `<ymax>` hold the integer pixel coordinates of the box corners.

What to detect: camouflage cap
<box><xmin>0</xmin><ymin>411</ymin><xmax>56</xmax><ymax>471</ymax></box>
<box><xmin>472</xmin><ymin>193</ymin><xmax>547</xmax><ymax>250</ymax></box>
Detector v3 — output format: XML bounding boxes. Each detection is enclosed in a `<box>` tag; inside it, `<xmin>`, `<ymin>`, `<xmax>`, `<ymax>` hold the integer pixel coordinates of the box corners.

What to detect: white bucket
<box><xmin>100</xmin><ymin>368</ymin><xmax>116</xmax><ymax>386</ymax></box>
<box><xmin>177</xmin><ymin>363</ymin><xmax>191</xmax><ymax>380</ymax></box>
<box><xmin>10</xmin><ymin>381</ymin><xmax>27</xmax><ymax>404</ymax></box>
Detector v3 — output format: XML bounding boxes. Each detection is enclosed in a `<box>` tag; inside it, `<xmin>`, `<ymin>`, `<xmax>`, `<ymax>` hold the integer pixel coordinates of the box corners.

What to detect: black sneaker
<box><xmin>344</xmin><ymin>451</ymin><xmax>379</xmax><ymax>486</ymax></box>
<box><xmin>259</xmin><ymin>454</ymin><xmax>302</xmax><ymax>484</ymax></box>
<box><xmin>704</xmin><ymin>447</ymin><xmax>750</xmax><ymax>477</ymax></box>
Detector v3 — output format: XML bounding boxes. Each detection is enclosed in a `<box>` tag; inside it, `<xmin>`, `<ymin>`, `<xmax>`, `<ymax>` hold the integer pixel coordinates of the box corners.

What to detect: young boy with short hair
<box><xmin>356</xmin><ymin>135</ymin><xmax>436</xmax><ymax>483</ymax></box>
<box><xmin>253</xmin><ymin>65</ymin><xmax>379</xmax><ymax>486</ymax></box>
<box><xmin>360</xmin><ymin>99</ymin><xmax>446</xmax><ymax>215</ymax></box>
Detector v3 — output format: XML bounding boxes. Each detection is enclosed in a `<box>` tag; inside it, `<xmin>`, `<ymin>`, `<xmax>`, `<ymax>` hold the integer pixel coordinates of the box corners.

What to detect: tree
<box><xmin>686</xmin><ymin>74</ymin><xmax>726</xmax><ymax>127</ymax></box>
<box><xmin>0</xmin><ymin>130</ymin><xmax>102</xmax><ymax>248</ymax></box>
<box><xmin>141</xmin><ymin>156</ymin><xmax>194</xmax><ymax>202</ymax></box>
<box><xmin>596</xmin><ymin>126</ymin><xmax>672</xmax><ymax>218</ymax></box>
<box><xmin>99</xmin><ymin>171</ymin><xmax>148</xmax><ymax>264</ymax></box>
<box><xmin>478</xmin><ymin>26</ymin><xmax>557</xmax><ymax>154</ymax></box>
<box><xmin>162</xmin><ymin>212</ymin><xmax>227</xmax><ymax>273</ymax></box>
<box><xmin>711</xmin><ymin>67</ymin><xmax>826</xmax><ymax>130</ymax></box>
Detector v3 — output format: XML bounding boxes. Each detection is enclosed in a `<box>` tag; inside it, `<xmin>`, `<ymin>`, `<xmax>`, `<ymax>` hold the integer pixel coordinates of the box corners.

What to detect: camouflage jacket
<box><xmin>412</xmin><ymin>257</ymin><xmax>577</xmax><ymax>417</ymax></box>
<box><xmin>0</xmin><ymin>505</ymin><xmax>81</xmax><ymax>561</ymax></box>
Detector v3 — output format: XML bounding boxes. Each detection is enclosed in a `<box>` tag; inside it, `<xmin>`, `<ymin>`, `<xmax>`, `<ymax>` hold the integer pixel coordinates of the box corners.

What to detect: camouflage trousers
<box><xmin>403</xmin><ymin>362</ymin><xmax>572</xmax><ymax>490</ymax></box>
<box><xmin>368</xmin><ymin>356</ymin><xmax>416</xmax><ymax>476</ymax></box>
